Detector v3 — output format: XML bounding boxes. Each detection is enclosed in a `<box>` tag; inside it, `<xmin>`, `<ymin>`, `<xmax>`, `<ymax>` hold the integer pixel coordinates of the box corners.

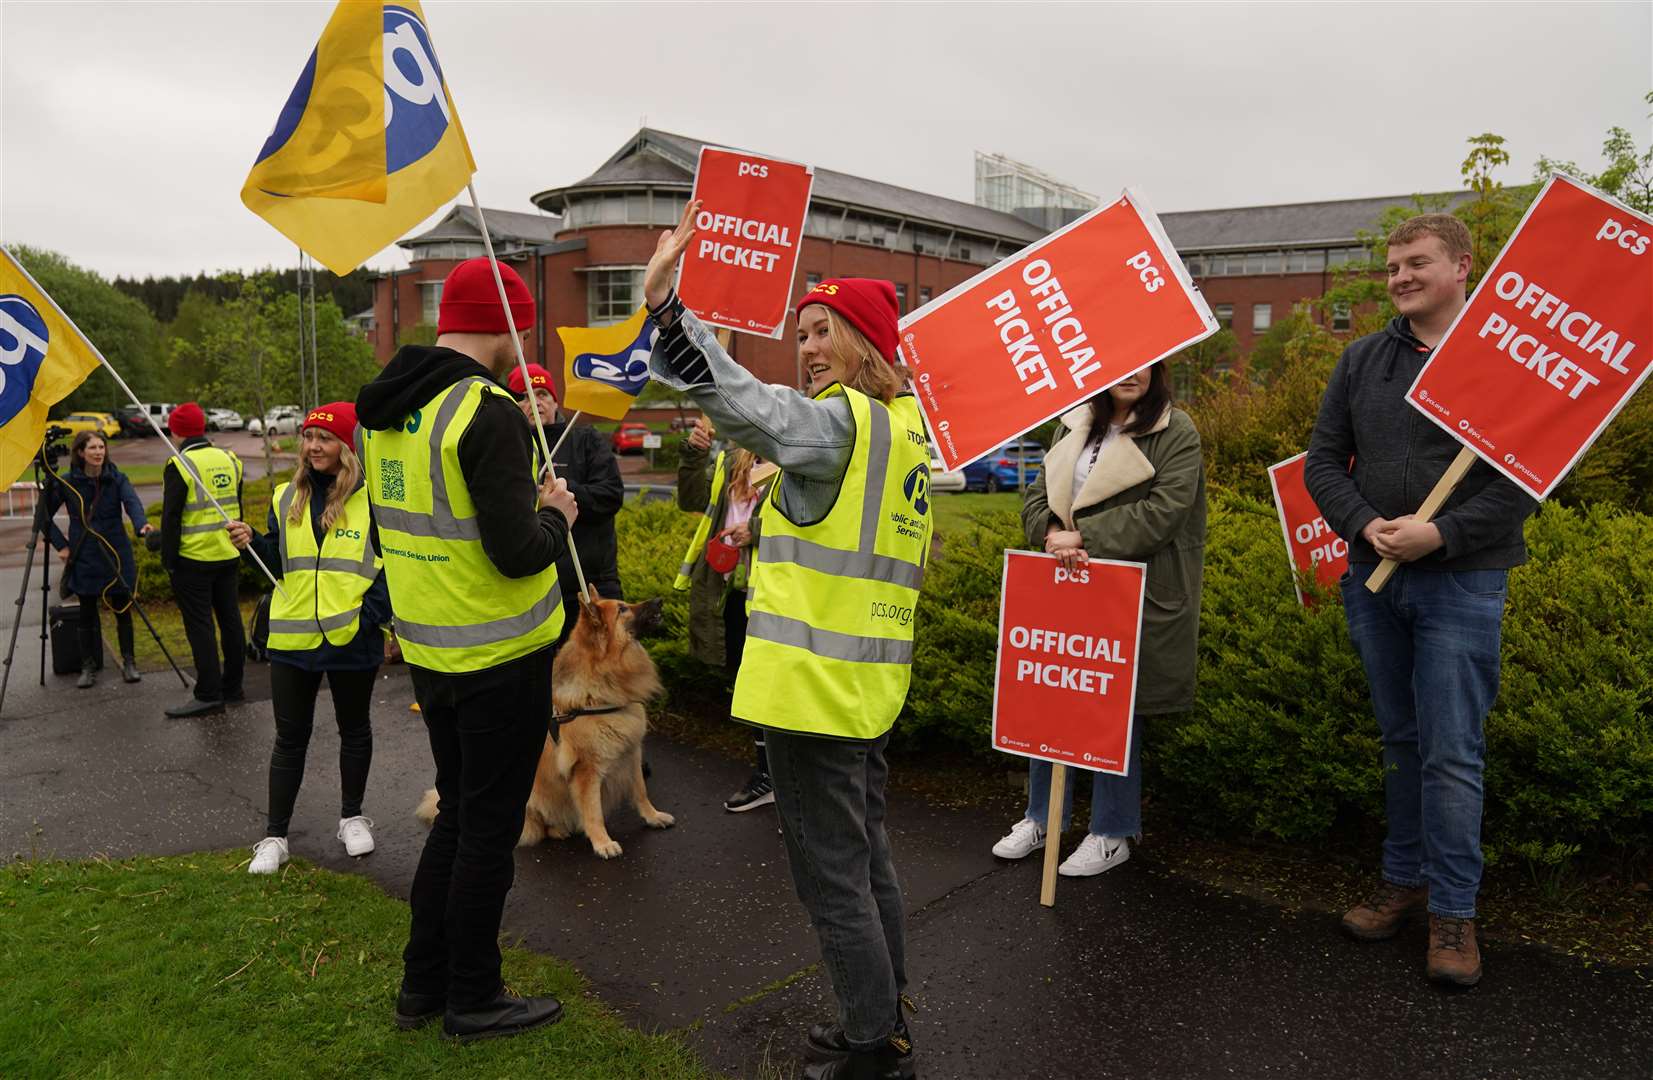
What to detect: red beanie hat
<box><xmin>169</xmin><ymin>402</ymin><xmax>206</xmax><ymax>438</ymax></box>
<box><xmin>437</xmin><ymin>258</ymin><xmax>536</xmax><ymax>335</ymax></box>
<box><xmin>506</xmin><ymin>363</ymin><xmax>556</xmax><ymax>398</ymax></box>
<box><xmin>797</xmin><ymin>278</ymin><xmax>900</xmax><ymax>363</ymax></box>
<box><xmin>303</xmin><ymin>401</ymin><xmax>357</xmax><ymax>445</ymax></box>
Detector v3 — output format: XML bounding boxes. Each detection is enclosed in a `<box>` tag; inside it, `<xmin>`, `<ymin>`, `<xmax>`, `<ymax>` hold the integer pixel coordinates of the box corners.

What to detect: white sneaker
<box><xmin>992</xmin><ymin>818</ymin><xmax>1045</xmax><ymax>860</ymax></box>
<box><xmin>249</xmin><ymin>836</ymin><xmax>289</xmax><ymax>875</ymax></box>
<box><xmin>337</xmin><ymin>816</ymin><xmax>375</xmax><ymax>857</ymax></box>
<box><xmin>1058</xmin><ymin>833</ymin><xmax>1130</xmax><ymax>877</ymax></box>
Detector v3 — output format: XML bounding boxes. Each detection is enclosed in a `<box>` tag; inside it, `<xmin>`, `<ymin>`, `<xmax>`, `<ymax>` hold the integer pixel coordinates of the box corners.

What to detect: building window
<box><xmin>1184</xmin><ymin>255</ymin><xmax>1204</xmax><ymax>276</ymax></box>
<box><xmin>895</xmin><ymin>284</ymin><xmax>908</xmax><ymax>315</ymax></box>
<box><xmin>1214</xmin><ymin>303</ymin><xmax>1233</xmax><ymax>330</ymax></box>
<box><xmin>586</xmin><ymin>267</ymin><xmax>645</xmax><ymax>326</ymax></box>
<box><xmin>919</xmin><ymin>286</ymin><xmax>932</xmax><ymax>307</ymax></box>
<box><xmin>1286</xmin><ymin>249</ymin><xmax>1327</xmax><ymax>273</ymax></box>
<box><xmin>419</xmin><ymin>281</ymin><xmax>443</xmax><ymax>324</ymax></box>
<box><xmin>1252</xmin><ymin>303</ymin><xmax>1272</xmax><ymax>333</ymax></box>
<box><xmin>1331</xmin><ymin>302</ymin><xmax>1351</xmax><ymax>331</ymax></box>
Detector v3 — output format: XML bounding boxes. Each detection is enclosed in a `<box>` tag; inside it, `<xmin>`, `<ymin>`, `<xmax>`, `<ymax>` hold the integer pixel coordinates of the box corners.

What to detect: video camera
<box><xmin>37</xmin><ymin>426</ymin><xmax>72</xmax><ymax>471</ymax></box>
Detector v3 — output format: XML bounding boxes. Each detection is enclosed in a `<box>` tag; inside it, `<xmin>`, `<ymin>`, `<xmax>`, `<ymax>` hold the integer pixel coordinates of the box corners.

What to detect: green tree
<box><xmin>13</xmin><ymin>246</ymin><xmax>165</xmax><ymax>414</ymax></box>
<box><xmin>1535</xmin><ymin>90</ymin><xmax>1653</xmax><ymax>214</ymax></box>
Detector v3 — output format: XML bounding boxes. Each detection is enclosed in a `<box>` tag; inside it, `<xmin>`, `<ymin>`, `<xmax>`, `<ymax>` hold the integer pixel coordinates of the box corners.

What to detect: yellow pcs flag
<box><xmin>241</xmin><ymin>0</ymin><xmax>475</xmax><ymax>275</ymax></box>
<box><xmin>0</xmin><ymin>248</ymin><xmax>102</xmax><ymax>487</ymax></box>
<box><xmin>557</xmin><ymin>307</ymin><xmax>659</xmax><ymax>421</ymax></box>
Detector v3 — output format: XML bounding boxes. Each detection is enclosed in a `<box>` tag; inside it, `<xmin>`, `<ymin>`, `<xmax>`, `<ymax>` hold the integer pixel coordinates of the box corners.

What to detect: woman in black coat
<box><xmin>46</xmin><ymin>431</ymin><xmax>154</xmax><ymax>687</ymax></box>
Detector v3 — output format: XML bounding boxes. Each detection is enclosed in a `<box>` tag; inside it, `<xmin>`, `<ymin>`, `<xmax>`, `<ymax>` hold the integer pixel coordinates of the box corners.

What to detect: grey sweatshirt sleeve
<box><xmin>1431</xmin><ymin>470</ymin><xmax>1537</xmax><ymax>560</ymax></box>
<box><xmin>1304</xmin><ymin>346</ymin><xmax>1380</xmax><ymax>544</ymax></box>
<box><xmin>648</xmin><ymin>297</ymin><xmax>854</xmax><ymax>521</ymax></box>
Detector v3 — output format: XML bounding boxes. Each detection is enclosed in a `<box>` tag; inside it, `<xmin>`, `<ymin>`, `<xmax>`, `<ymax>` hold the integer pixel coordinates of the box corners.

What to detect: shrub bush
<box><xmin>618</xmin><ymin>488</ymin><xmax>1653</xmax><ymax>859</ymax></box>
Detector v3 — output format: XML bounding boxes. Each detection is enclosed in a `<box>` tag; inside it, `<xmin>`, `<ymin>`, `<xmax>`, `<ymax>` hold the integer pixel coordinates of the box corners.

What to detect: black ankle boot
<box><xmin>121</xmin><ymin>656</ymin><xmax>141</xmax><ymax>683</ymax></box>
<box><xmin>76</xmin><ymin>659</ymin><xmax>96</xmax><ymax>689</ymax></box>
<box><xmin>806</xmin><ymin>1019</ymin><xmax>915</xmax><ymax>1079</ymax></box>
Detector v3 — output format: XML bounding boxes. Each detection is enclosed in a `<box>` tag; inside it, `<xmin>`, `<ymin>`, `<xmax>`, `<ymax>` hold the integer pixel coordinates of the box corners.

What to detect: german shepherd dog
<box><xmin>415</xmin><ymin>595</ymin><xmax>675</xmax><ymax>858</ymax></box>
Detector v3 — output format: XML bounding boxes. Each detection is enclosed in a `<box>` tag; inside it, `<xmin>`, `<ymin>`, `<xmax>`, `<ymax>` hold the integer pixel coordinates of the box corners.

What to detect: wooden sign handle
<box><xmin>1365</xmin><ymin>446</ymin><xmax>1477</xmax><ymax>594</ymax></box>
<box><xmin>715</xmin><ymin>328</ymin><xmax>733</xmax><ymax>350</ymax></box>
<box><xmin>1039</xmin><ymin>764</ymin><xmax>1067</xmax><ymax>907</ymax></box>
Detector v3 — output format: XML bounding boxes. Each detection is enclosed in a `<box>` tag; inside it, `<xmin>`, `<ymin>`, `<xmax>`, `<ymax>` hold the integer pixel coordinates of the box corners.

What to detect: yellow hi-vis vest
<box><xmin>266</xmin><ymin>480</ymin><xmax>382</xmax><ymax>651</ymax></box>
<box><xmin>174</xmin><ymin>445</ymin><xmax>242</xmax><ymax>561</ymax></box>
<box><xmin>360</xmin><ymin>376</ymin><xmax>564</xmax><ymax>673</ymax></box>
<box><xmin>674</xmin><ymin>451</ymin><xmax>730</xmax><ymax>591</ymax></box>
<box><xmin>731</xmin><ymin>386</ymin><xmax>932</xmax><ymax>740</ymax></box>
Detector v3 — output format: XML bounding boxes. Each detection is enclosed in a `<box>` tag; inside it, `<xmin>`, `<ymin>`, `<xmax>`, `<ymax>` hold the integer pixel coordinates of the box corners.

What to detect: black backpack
<box><xmin>246</xmin><ymin>592</ymin><xmax>271</xmax><ymax>661</ymax></box>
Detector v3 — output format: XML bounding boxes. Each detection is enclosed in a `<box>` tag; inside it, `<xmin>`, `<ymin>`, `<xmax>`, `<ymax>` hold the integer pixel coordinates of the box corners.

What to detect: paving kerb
<box><xmin>2</xmin><ymin>661</ymin><xmax>1650</xmax><ymax>1079</ymax></box>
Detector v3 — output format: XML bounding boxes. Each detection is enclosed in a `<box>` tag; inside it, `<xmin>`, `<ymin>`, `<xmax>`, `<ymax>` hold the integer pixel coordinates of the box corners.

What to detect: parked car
<box><xmin>207</xmin><ymin>408</ymin><xmax>245</xmax><ymax>432</ymax></box>
<box><xmin>929</xmin><ymin>461</ymin><xmax>967</xmax><ymax>494</ymax></box>
<box><xmin>114</xmin><ymin>404</ymin><xmax>156</xmax><ymax>438</ymax></box>
<box><xmin>144</xmin><ymin>402</ymin><xmax>176</xmax><ymax>433</ymax></box>
<box><xmin>611</xmin><ymin>422</ymin><xmax>651</xmax><ymax>455</ymax></box>
<box><xmin>260</xmin><ymin>405</ymin><xmax>304</xmax><ymax>436</ymax></box>
<box><xmin>961</xmin><ymin>440</ymin><xmax>1045</xmax><ymax>492</ymax></box>
<box><xmin>56</xmin><ymin>412</ymin><xmax>121</xmax><ymax>440</ymax></box>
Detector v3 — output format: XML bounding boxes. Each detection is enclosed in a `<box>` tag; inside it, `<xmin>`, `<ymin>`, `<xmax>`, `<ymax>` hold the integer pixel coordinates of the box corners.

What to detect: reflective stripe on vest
<box><xmin>266</xmin><ymin>480</ymin><xmax>382</xmax><ymax>651</ymax></box>
<box><xmin>731</xmin><ymin>386</ymin><xmax>932</xmax><ymax>740</ymax></box>
<box><xmin>360</xmin><ymin>376</ymin><xmax>564</xmax><ymax>672</ymax></box>
<box><xmin>674</xmin><ymin>451</ymin><xmax>729</xmax><ymax>591</ymax></box>
<box><xmin>174</xmin><ymin>446</ymin><xmax>242</xmax><ymax>560</ymax></box>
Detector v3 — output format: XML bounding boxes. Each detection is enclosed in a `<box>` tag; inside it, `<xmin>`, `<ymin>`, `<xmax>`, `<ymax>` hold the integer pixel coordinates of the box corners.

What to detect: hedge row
<box><xmin>617</xmin><ymin>493</ymin><xmax>1653</xmax><ymax>860</ymax></box>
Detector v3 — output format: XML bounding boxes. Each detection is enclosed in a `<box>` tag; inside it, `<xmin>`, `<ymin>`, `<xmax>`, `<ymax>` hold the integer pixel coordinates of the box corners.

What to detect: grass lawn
<box><xmin>0</xmin><ymin>854</ymin><xmax>716</xmax><ymax>1080</ymax></box>
<box><xmin>930</xmin><ymin>491</ymin><xmax>1020</xmax><ymax>537</ymax></box>
<box><xmin>115</xmin><ymin>597</ymin><xmax>260</xmax><ymax>676</ymax></box>
<box><xmin>117</xmin><ymin>462</ymin><xmax>168</xmax><ymax>486</ymax></box>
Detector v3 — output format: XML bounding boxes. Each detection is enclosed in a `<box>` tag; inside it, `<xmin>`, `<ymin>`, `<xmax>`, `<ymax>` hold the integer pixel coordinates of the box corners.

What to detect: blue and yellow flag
<box><xmin>0</xmin><ymin>247</ymin><xmax>103</xmax><ymax>487</ymax></box>
<box><xmin>241</xmin><ymin>1</ymin><xmax>475</xmax><ymax>275</ymax></box>
<box><xmin>557</xmin><ymin>307</ymin><xmax>659</xmax><ymax>421</ymax></box>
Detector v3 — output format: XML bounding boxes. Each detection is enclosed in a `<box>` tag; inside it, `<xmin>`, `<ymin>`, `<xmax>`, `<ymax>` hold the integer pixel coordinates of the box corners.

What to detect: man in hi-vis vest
<box><xmin>357</xmin><ymin>259</ymin><xmax>578</xmax><ymax>1043</ymax></box>
<box><xmin>160</xmin><ymin>401</ymin><xmax>246</xmax><ymax>719</ymax></box>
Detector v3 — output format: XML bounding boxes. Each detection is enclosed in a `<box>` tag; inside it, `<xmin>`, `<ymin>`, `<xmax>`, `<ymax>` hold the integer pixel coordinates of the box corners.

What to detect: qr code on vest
<box><xmin>380</xmin><ymin>459</ymin><xmax>405</xmax><ymax>503</ymax></box>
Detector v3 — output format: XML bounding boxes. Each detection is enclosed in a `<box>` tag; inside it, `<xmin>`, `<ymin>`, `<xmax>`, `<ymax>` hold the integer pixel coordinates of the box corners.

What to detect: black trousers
<box><xmin>170</xmin><ymin>560</ymin><xmax>244</xmax><ymax>701</ymax></box>
<box><xmin>76</xmin><ymin>592</ymin><xmax>134</xmax><ymax>663</ymax></box>
<box><xmin>402</xmin><ymin>645</ymin><xmax>554</xmax><ymax>1007</ymax></box>
<box><xmin>723</xmin><ymin>589</ymin><xmax>766</xmax><ymax>773</ymax></box>
<box><xmin>266</xmin><ymin>662</ymin><xmax>376</xmax><ymax>838</ymax></box>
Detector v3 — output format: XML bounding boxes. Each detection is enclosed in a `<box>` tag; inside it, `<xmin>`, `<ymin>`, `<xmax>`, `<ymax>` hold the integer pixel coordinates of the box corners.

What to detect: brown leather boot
<box><xmin>1340</xmin><ymin>880</ymin><xmax>1428</xmax><ymax>941</ymax></box>
<box><xmin>1427</xmin><ymin>915</ymin><xmax>1482</xmax><ymax>987</ymax></box>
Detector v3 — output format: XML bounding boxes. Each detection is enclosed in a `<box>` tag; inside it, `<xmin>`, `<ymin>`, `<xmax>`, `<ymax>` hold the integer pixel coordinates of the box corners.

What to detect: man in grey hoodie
<box><xmin>1306</xmin><ymin>213</ymin><xmax>1536</xmax><ymax>989</ymax></box>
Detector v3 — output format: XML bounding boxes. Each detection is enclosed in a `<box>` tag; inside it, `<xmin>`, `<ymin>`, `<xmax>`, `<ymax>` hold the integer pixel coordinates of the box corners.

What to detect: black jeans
<box><xmin>402</xmin><ymin>645</ymin><xmax>554</xmax><ymax>1007</ymax></box>
<box><xmin>169</xmin><ymin>560</ymin><xmax>244</xmax><ymax>701</ymax></box>
<box><xmin>266</xmin><ymin>662</ymin><xmax>376</xmax><ymax>838</ymax></box>
<box><xmin>766</xmin><ymin>730</ymin><xmax>905</xmax><ymax>1048</ymax></box>
<box><xmin>723</xmin><ymin>589</ymin><xmax>766</xmax><ymax>771</ymax></box>
<box><xmin>76</xmin><ymin>592</ymin><xmax>134</xmax><ymax>663</ymax></box>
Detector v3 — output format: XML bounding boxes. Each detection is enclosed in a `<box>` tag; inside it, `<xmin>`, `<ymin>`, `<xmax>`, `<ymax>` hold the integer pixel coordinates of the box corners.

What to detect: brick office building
<box><xmin>368</xmin><ymin>127</ymin><xmax>1469</xmax><ymax>385</ymax></box>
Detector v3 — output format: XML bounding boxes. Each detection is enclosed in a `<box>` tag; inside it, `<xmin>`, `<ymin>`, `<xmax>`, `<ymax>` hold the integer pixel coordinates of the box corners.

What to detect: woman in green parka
<box><xmin>991</xmin><ymin>361</ymin><xmax>1207</xmax><ymax>876</ymax></box>
<box><xmin>676</xmin><ymin>416</ymin><xmax>778</xmax><ymax>811</ymax></box>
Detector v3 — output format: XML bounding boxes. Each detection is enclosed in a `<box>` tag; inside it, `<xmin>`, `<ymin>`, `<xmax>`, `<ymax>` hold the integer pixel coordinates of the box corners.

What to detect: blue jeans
<box><xmin>1024</xmin><ymin>726</ymin><xmax>1144</xmax><ymax>838</ymax></box>
<box><xmin>1341</xmin><ymin>563</ymin><xmax>1507</xmax><ymax>919</ymax></box>
<box><xmin>766</xmin><ymin>730</ymin><xmax>905</xmax><ymax>1049</ymax></box>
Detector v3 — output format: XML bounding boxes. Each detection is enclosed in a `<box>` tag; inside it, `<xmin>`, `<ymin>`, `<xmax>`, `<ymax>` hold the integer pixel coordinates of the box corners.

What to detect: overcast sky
<box><xmin>2</xmin><ymin>1</ymin><xmax>1648</xmax><ymax>281</ymax></box>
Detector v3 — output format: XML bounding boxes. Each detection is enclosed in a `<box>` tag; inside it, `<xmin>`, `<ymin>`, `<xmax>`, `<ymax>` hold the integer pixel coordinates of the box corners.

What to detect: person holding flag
<box><xmin>160</xmin><ymin>402</ymin><xmax>247</xmax><ymax>719</ymax></box>
<box><xmin>506</xmin><ymin>362</ymin><xmax>624</xmax><ymax>643</ymax></box>
<box><xmin>644</xmin><ymin>201</ymin><xmax>930</xmax><ymax>1080</ymax></box>
<box><xmin>225</xmin><ymin>403</ymin><xmax>389</xmax><ymax>876</ymax></box>
<box><xmin>357</xmin><ymin>258</ymin><xmax>578</xmax><ymax>1042</ymax></box>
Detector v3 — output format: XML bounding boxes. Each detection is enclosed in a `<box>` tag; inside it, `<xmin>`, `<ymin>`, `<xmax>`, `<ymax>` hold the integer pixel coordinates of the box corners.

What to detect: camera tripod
<box><xmin>0</xmin><ymin>449</ymin><xmax>190</xmax><ymax>718</ymax></box>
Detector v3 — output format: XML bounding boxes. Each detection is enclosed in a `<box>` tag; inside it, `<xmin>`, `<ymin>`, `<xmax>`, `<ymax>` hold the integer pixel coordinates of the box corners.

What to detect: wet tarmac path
<box><xmin>2</xmin><ymin>662</ymin><xmax>1648</xmax><ymax>1079</ymax></box>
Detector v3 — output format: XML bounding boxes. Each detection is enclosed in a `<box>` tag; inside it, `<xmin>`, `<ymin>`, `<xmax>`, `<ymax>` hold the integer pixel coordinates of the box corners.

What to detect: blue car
<box><xmin>961</xmin><ymin>440</ymin><xmax>1045</xmax><ymax>492</ymax></box>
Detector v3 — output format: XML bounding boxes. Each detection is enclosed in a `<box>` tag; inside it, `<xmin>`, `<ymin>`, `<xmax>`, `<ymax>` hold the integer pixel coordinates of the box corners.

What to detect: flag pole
<box><xmin>537</xmin><ymin>410</ymin><xmax>583</xmax><ymax>481</ymax></box>
<box><xmin>2</xmin><ymin>247</ymin><xmax>287</xmax><ymax>598</ymax></box>
<box><xmin>466</xmin><ymin>183</ymin><xmax>591</xmax><ymax>602</ymax></box>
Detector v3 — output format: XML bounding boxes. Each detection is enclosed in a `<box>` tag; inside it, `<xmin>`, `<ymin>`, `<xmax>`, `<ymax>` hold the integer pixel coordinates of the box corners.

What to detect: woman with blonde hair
<box><xmin>645</xmin><ymin>201</ymin><xmax>930</xmax><ymax>1080</ymax></box>
<box><xmin>227</xmin><ymin>403</ymin><xmax>390</xmax><ymax>874</ymax></box>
